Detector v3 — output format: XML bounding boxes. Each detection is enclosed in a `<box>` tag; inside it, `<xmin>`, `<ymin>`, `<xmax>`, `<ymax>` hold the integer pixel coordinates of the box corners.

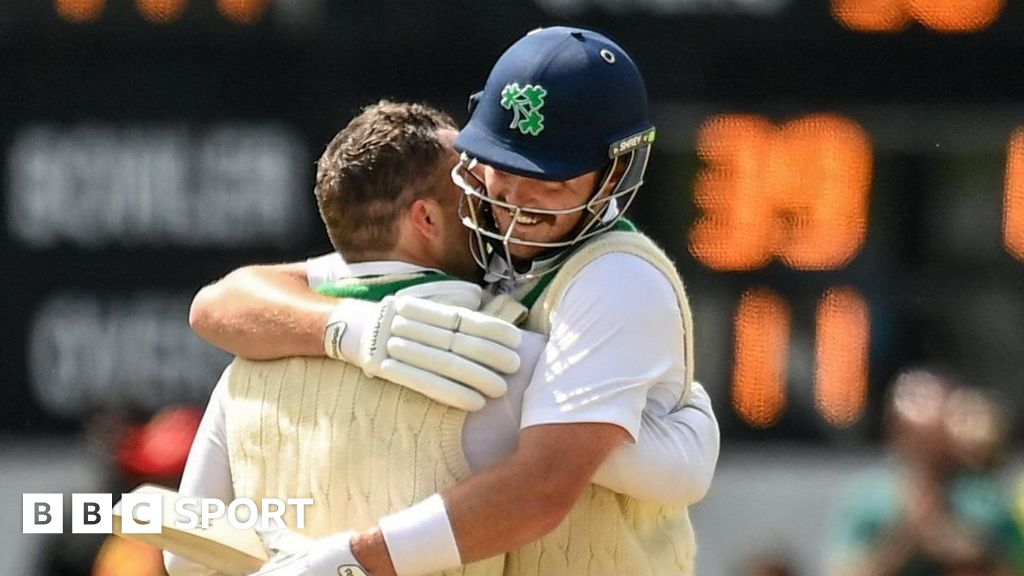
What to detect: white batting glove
<box><xmin>360</xmin><ymin>296</ymin><xmax>521</xmax><ymax>412</ymax></box>
<box><xmin>252</xmin><ymin>528</ymin><xmax>368</xmax><ymax>576</ymax></box>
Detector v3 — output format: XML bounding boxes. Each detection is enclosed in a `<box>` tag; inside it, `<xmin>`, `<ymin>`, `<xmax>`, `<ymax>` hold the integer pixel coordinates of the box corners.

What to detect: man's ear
<box><xmin>407</xmin><ymin>198</ymin><xmax>443</xmax><ymax>242</ymax></box>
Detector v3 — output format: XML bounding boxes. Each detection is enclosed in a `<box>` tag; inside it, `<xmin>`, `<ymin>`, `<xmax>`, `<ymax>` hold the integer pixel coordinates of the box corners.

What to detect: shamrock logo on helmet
<box><xmin>500</xmin><ymin>83</ymin><xmax>547</xmax><ymax>136</ymax></box>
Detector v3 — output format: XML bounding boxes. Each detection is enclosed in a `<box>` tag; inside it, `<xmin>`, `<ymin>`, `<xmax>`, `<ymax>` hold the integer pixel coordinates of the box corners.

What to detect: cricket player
<box><xmin>172</xmin><ymin>94</ymin><xmax>717</xmax><ymax>576</ymax></box>
<box><xmin>427</xmin><ymin>27</ymin><xmax>700</xmax><ymax>576</ymax></box>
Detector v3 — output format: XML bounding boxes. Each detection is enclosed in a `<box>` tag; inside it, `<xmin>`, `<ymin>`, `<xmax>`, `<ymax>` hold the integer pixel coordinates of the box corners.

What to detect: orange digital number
<box><xmin>690</xmin><ymin>114</ymin><xmax>872</xmax><ymax>271</ymax></box>
<box><xmin>733</xmin><ymin>287</ymin><xmax>871</xmax><ymax>429</ymax></box>
<box><xmin>690</xmin><ymin>116</ymin><xmax>775</xmax><ymax>271</ymax></box>
<box><xmin>815</xmin><ymin>287</ymin><xmax>870</xmax><ymax>427</ymax></box>
<box><xmin>733</xmin><ymin>288</ymin><xmax>791</xmax><ymax>429</ymax></box>
<box><xmin>832</xmin><ymin>0</ymin><xmax>1005</xmax><ymax>33</ymax></box>
<box><xmin>1005</xmin><ymin>129</ymin><xmax>1024</xmax><ymax>262</ymax></box>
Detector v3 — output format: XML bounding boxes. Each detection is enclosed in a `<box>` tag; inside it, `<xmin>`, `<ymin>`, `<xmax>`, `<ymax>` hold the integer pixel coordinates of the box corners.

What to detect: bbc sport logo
<box><xmin>22</xmin><ymin>492</ymin><xmax>313</xmax><ymax>534</ymax></box>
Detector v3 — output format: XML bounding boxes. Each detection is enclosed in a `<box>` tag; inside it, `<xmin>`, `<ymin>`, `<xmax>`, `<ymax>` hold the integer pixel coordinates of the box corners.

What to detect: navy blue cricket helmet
<box><xmin>453</xmin><ymin>26</ymin><xmax>656</xmax><ymax>278</ymax></box>
<box><xmin>456</xmin><ymin>26</ymin><xmax>654</xmax><ymax>181</ymax></box>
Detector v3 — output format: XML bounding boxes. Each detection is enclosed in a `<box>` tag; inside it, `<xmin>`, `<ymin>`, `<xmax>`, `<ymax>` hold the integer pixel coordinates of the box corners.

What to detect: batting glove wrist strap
<box><xmin>379</xmin><ymin>494</ymin><xmax>461</xmax><ymax>576</ymax></box>
<box><xmin>324</xmin><ymin>299</ymin><xmax>376</xmax><ymax>362</ymax></box>
<box><xmin>359</xmin><ymin>296</ymin><xmax>522</xmax><ymax>412</ymax></box>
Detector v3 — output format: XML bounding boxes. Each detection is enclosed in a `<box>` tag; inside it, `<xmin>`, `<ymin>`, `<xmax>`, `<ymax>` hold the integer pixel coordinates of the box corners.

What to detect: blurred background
<box><xmin>3</xmin><ymin>0</ymin><xmax>1024</xmax><ymax>574</ymax></box>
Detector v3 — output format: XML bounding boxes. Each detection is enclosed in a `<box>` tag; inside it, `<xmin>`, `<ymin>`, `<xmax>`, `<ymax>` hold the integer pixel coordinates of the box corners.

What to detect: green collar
<box><xmin>316</xmin><ymin>270</ymin><xmax>456</xmax><ymax>302</ymax></box>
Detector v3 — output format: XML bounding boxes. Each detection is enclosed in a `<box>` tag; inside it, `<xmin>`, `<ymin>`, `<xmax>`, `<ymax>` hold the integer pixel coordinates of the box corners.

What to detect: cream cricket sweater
<box><xmin>504</xmin><ymin>228</ymin><xmax>697</xmax><ymax>576</ymax></box>
<box><xmin>224</xmin><ymin>273</ymin><xmax>503</xmax><ymax>576</ymax></box>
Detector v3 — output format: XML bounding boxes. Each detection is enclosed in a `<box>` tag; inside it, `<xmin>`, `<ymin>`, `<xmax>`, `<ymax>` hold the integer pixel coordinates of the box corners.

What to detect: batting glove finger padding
<box><xmin>394</xmin><ymin>297</ymin><xmax>523</xmax><ymax>349</ymax></box>
<box><xmin>389</xmin><ymin>317</ymin><xmax>458</xmax><ymax>352</ymax></box>
<box><xmin>390</xmin><ymin>317</ymin><xmax>521</xmax><ymax>376</ymax></box>
<box><xmin>386</xmin><ymin>338</ymin><xmax>508</xmax><ymax>399</ymax></box>
<box><xmin>448</xmin><ymin>333</ymin><xmax>520</xmax><ymax>376</ymax></box>
<box><xmin>376</xmin><ymin>359</ymin><xmax>487</xmax><ymax>412</ymax></box>
<box><xmin>359</xmin><ymin>295</ymin><xmax>522</xmax><ymax>411</ymax></box>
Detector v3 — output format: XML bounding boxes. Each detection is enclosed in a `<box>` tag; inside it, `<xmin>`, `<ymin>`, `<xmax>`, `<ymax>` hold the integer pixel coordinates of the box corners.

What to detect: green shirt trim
<box><xmin>316</xmin><ymin>271</ymin><xmax>456</xmax><ymax>302</ymax></box>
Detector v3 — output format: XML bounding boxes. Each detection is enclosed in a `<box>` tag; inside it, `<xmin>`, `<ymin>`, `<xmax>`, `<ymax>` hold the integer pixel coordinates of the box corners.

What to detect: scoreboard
<box><xmin>665</xmin><ymin>111</ymin><xmax>1024</xmax><ymax>437</ymax></box>
<box><xmin>2</xmin><ymin>0</ymin><xmax>1023</xmax><ymax>441</ymax></box>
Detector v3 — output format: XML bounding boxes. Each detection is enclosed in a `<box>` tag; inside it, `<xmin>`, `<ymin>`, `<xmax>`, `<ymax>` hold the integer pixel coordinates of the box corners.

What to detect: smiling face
<box><xmin>476</xmin><ymin>163</ymin><xmax>603</xmax><ymax>262</ymax></box>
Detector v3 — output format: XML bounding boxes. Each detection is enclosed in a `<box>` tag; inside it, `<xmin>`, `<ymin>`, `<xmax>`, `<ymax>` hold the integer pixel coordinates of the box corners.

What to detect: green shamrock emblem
<box><xmin>500</xmin><ymin>83</ymin><xmax>547</xmax><ymax>136</ymax></box>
